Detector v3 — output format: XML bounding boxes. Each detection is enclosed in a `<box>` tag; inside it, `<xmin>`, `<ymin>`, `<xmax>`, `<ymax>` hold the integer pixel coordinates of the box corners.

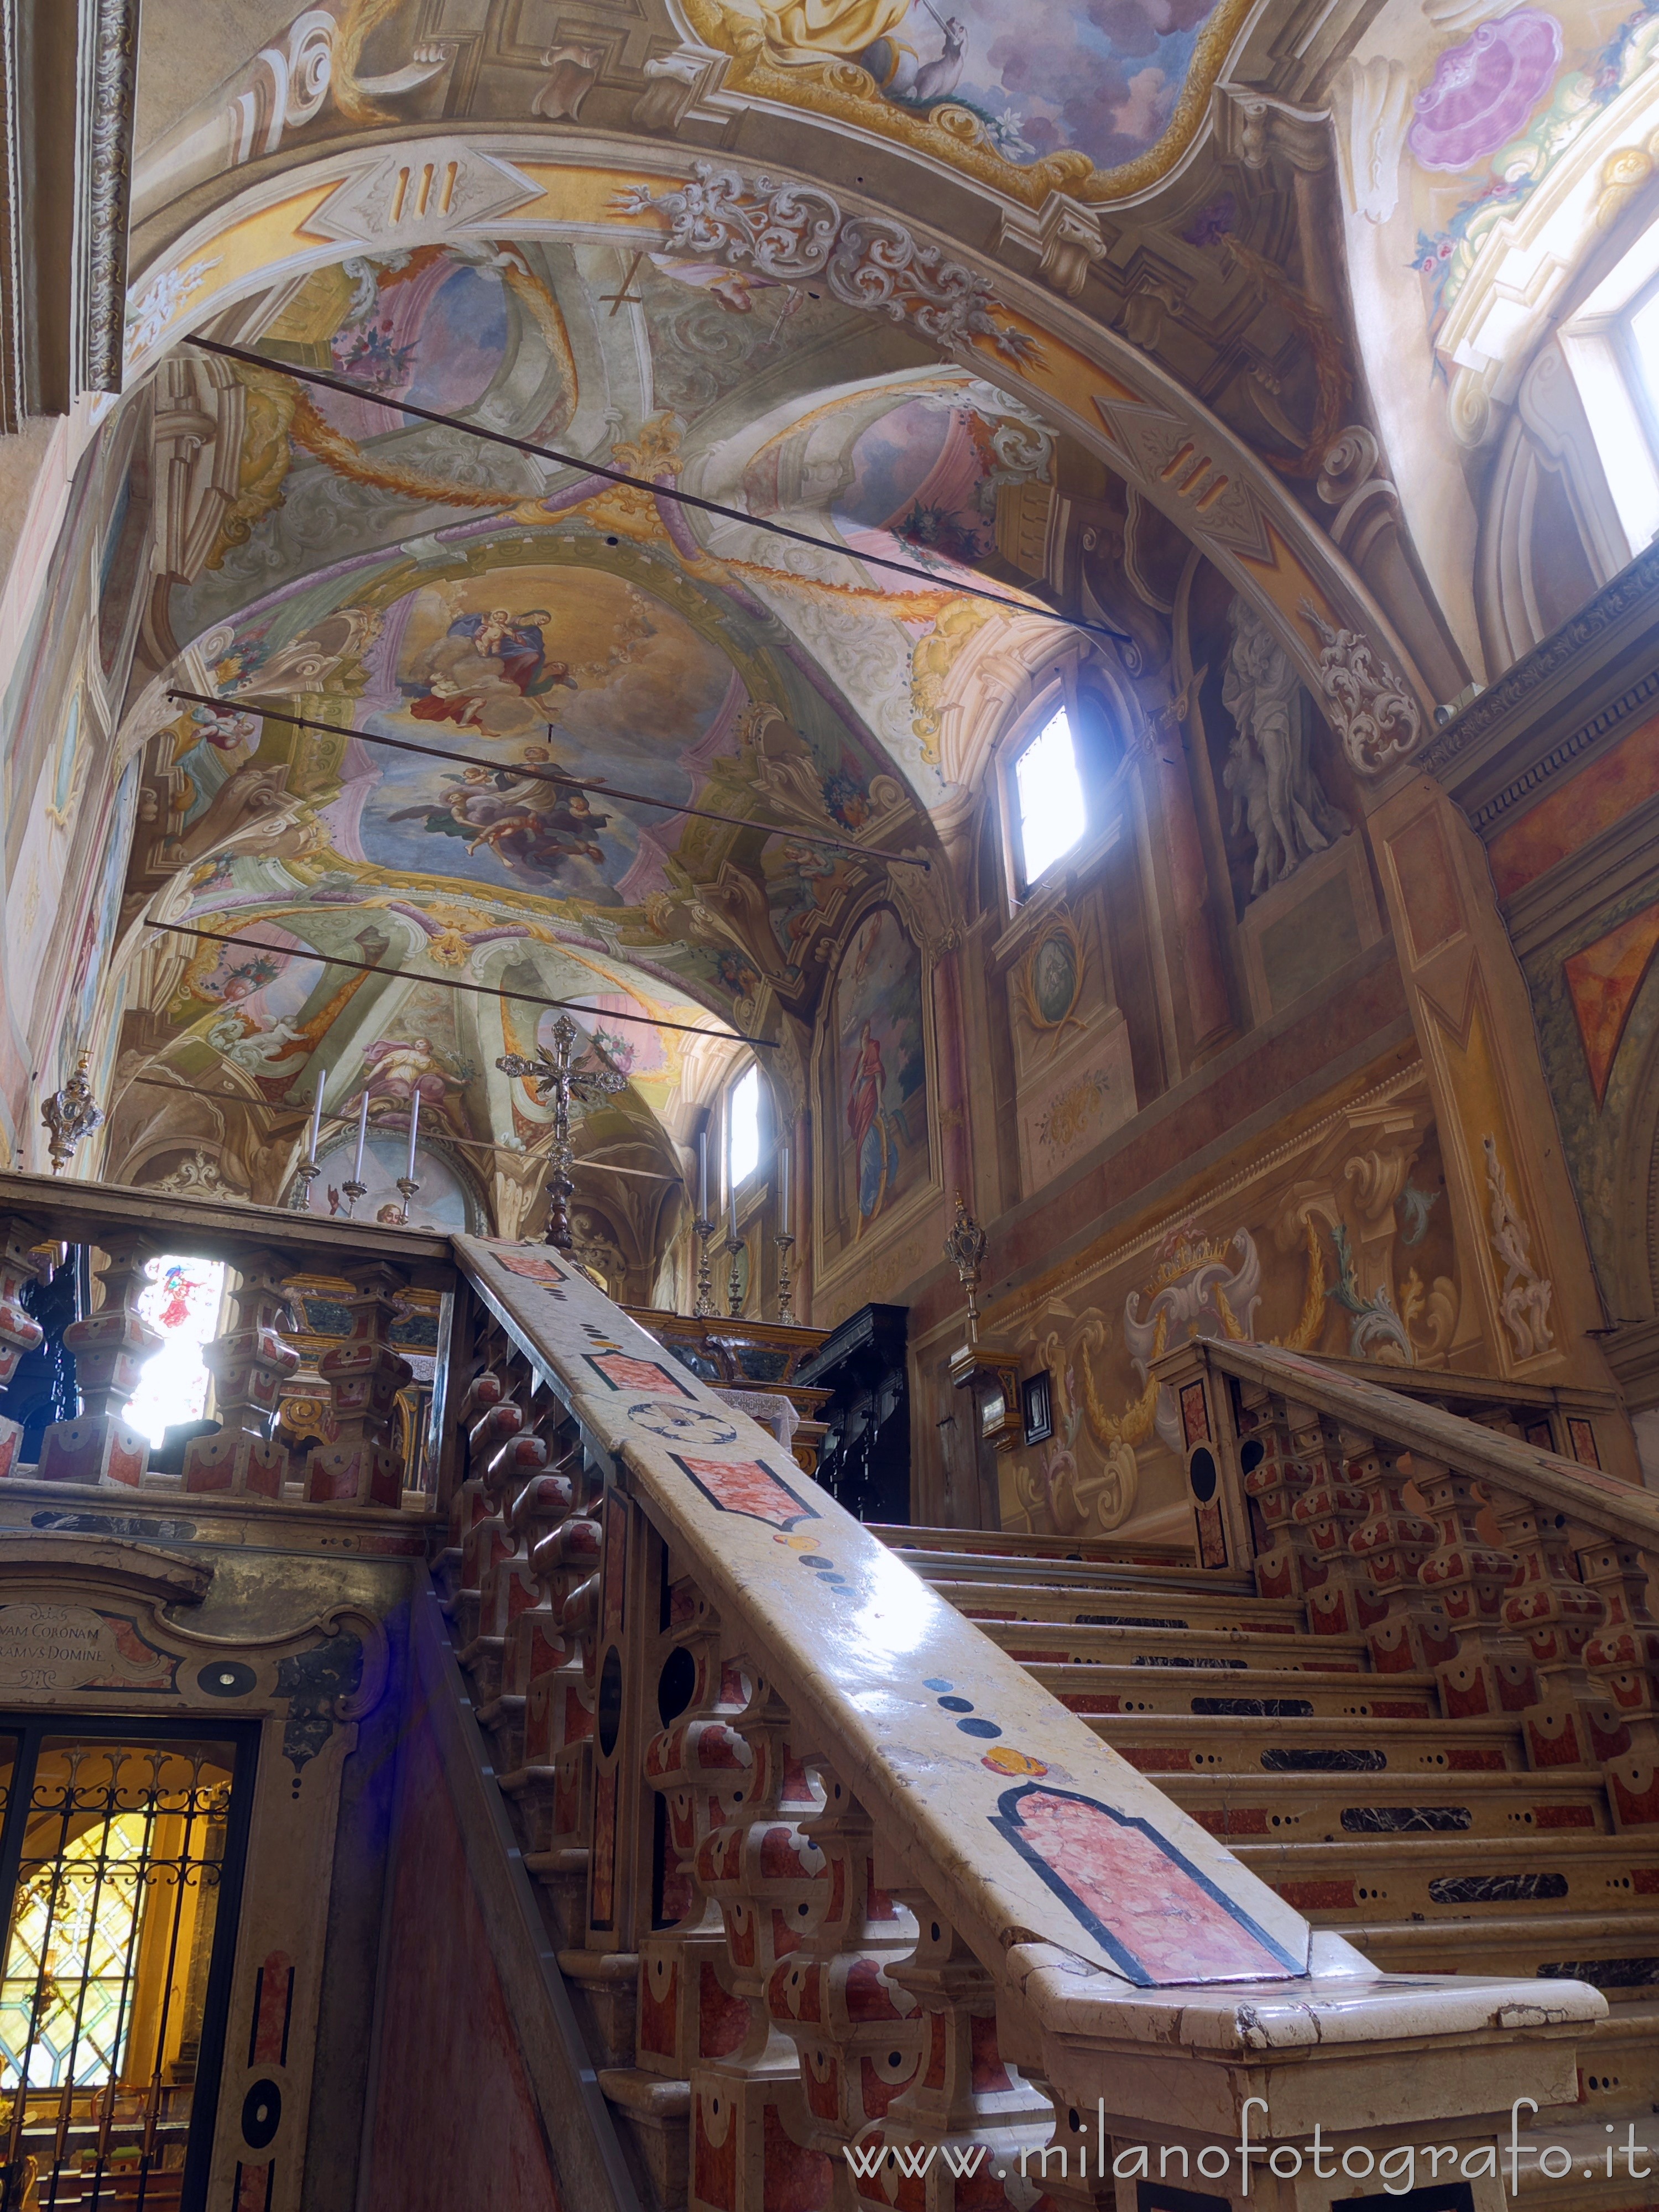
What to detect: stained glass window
<box><xmin>0</xmin><ymin>1737</ymin><xmax>239</xmax><ymax>2205</ymax></box>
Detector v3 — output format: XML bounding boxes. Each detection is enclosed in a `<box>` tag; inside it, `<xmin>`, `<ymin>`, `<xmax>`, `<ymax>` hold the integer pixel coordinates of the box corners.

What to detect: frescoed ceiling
<box><xmin>111</xmin><ymin>213</ymin><xmax>1078</xmax><ymax>1229</ymax></box>
<box><xmin>98</xmin><ymin>0</ymin><xmax>1659</xmax><ymax>1248</ymax></box>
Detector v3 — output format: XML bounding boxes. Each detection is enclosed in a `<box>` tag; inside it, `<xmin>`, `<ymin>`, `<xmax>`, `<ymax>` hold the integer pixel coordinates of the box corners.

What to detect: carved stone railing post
<box><xmin>765</xmin><ymin>1771</ymin><xmax>924</xmax><ymax>2188</ymax></box>
<box><xmin>0</xmin><ymin>1223</ymin><xmax>49</xmax><ymax>1478</ymax></box>
<box><xmin>1488</xmin><ymin>1485</ymin><xmax>1606</xmax><ymax>1768</ymax></box>
<box><xmin>458</xmin><ymin>1374</ymin><xmax>542</xmax><ymax>1701</ymax></box>
<box><xmin>1287</xmin><ymin>1407</ymin><xmax>1372</xmax><ymax>1635</ymax></box>
<box><xmin>38</xmin><ymin>1232</ymin><xmax>161</xmax><ymax>1486</ymax></box>
<box><xmin>687</xmin><ymin>1676</ymin><xmax>831</xmax><ymax>2212</ymax></box>
<box><xmin>1413</xmin><ymin>1458</ymin><xmax>1527</xmax><ymax>1720</ymax></box>
<box><xmin>1234</xmin><ymin>1381</ymin><xmax>1315</xmax><ymax>1601</ymax></box>
<box><xmin>182</xmin><ymin>1248</ymin><xmax>301</xmax><ymax>1497</ymax></box>
<box><xmin>304</xmin><ymin>1260</ymin><xmax>414</xmax><ymax>1509</ymax></box>
<box><xmin>1343</xmin><ymin>1428</ymin><xmax>1453</xmax><ymax>1677</ymax></box>
<box><xmin>869</xmin><ymin>1899</ymin><xmax>1053</xmax><ymax>2207</ymax></box>
<box><xmin>439</xmin><ymin>1347</ymin><xmax>515</xmax><ymax>1597</ymax></box>
<box><xmin>504</xmin><ymin>1426</ymin><xmax>603</xmax><ymax>1945</ymax></box>
<box><xmin>1577</xmin><ymin>1538</ymin><xmax>1659</xmax><ymax>1823</ymax></box>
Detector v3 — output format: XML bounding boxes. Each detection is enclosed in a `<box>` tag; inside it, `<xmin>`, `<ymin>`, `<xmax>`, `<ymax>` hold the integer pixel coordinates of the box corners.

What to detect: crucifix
<box><xmin>496</xmin><ymin>1013</ymin><xmax>627</xmax><ymax>1249</ymax></box>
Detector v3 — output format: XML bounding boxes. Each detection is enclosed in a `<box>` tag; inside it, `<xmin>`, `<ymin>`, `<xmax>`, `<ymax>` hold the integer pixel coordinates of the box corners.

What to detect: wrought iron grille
<box><xmin>0</xmin><ymin>1728</ymin><xmax>251</xmax><ymax>2212</ymax></box>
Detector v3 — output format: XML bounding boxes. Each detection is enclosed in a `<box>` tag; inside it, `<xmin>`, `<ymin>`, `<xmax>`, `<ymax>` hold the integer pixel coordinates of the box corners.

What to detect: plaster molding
<box><xmin>75</xmin><ymin>0</ymin><xmax>140</xmax><ymax>398</ymax></box>
<box><xmin>1422</xmin><ymin>538</ymin><xmax>1659</xmax><ymax>815</ymax></box>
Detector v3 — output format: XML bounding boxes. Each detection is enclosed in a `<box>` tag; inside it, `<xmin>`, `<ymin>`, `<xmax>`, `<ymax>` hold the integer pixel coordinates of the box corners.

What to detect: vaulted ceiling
<box><xmin>85</xmin><ymin>0</ymin><xmax>1656</xmax><ymax>1254</ymax></box>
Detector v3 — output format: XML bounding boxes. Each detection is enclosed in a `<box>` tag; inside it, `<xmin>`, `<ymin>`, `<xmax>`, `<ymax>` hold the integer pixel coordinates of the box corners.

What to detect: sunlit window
<box><xmin>728</xmin><ymin>1064</ymin><xmax>761</xmax><ymax>1188</ymax></box>
<box><xmin>123</xmin><ymin>1255</ymin><xmax>226</xmax><ymax>1448</ymax></box>
<box><xmin>1014</xmin><ymin>708</ymin><xmax>1086</xmax><ymax>885</ymax></box>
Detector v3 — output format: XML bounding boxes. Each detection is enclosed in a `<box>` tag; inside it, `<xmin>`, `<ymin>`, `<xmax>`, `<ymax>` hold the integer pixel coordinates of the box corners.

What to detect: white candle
<box><xmin>307</xmin><ymin>1065</ymin><xmax>326</xmax><ymax>1161</ymax></box>
<box><xmin>729</xmin><ymin>1180</ymin><xmax>738</xmax><ymax>1242</ymax></box>
<box><xmin>778</xmin><ymin>1144</ymin><xmax>790</xmax><ymax>1233</ymax></box>
<box><xmin>698</xmin><ymin>1128</ymin><xmax>708</xmax><ymax>1220</ymax></box>
<box><xmin>406</xmin><ymin>1088</ymin><xmax>421</xmax><ymax>1180</ymax></box>
<box><xmin>352</xmin><ymin>1088</ymin><xmax>369</xmax><ymax>1181</ymax></box>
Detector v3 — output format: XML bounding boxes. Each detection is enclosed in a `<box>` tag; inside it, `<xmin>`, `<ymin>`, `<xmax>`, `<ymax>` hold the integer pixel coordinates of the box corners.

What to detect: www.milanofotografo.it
<box><xmin>842</xmin><ymin>2100</ymin><xmax>1656</xmax><ymax>2194</ymax></box>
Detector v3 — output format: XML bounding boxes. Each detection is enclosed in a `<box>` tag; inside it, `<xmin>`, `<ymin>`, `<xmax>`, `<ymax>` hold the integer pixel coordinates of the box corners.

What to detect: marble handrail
<box><xmin>455</xmin><ymin>1231</ymin><xmax>1605</xmax><ymax>2162</ymax></box>
<box><xmin>1189</xmin><ymin>1338</ymin><xmax>1659</xmax><ymax>1548</ymax></box>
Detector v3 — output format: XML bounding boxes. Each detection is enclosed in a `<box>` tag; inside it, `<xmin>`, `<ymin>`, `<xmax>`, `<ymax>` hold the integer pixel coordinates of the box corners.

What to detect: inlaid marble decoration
<box><xmin>457</xmin><ymin>1233</ymin><xmax>1313</xmax><ymax>1988</ymax></box>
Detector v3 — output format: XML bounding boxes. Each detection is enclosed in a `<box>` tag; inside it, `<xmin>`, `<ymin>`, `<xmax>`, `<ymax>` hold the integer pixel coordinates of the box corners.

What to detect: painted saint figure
<box><xmin>846</xmin><ymin>1018</ymin><xmax>901</xmax><ymax>1232</ymax></box>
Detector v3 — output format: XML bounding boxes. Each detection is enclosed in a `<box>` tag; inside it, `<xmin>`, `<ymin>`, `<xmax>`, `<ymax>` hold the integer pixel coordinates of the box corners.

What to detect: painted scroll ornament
<box><xmin>1407</xmin><ymin>10</ymin><xmax>1563</xmax><ymax>171</ymax></box>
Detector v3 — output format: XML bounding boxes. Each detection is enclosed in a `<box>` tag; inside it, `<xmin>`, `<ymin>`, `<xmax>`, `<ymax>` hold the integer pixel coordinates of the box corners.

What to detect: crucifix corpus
<box><xmin>496</xmin><ymin>1013</ymin><xmax>627</xmax><ymax>1249</ymax></box>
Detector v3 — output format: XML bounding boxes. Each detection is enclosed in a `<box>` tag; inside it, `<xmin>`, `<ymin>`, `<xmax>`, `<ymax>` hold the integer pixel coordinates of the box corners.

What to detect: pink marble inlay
<box><xmin>672</xmin><ymin>1454</ymin><xmax>821</xmax><ymax>1532</ymax></box>
<box><xmin>992</xmin><ymin>1785</ymin><xmax>1299</xmax><ymax>1984</ymax></box>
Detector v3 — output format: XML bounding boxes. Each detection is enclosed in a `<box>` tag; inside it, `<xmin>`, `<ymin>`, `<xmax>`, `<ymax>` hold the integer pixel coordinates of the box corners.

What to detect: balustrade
<box><xmin>422</xmin><ymin>1238</ymin><xmax>1607</xmax><ymax>2212</ymax></box>
<box><xmin>0</xmin><ymin>1172</ymin><xmax>454</xmax><ymax>1516</ymax></box>
<box><xmin>1164</xmin><ymin>1337</ymin><xmax>1659</xmax><ymax>1822</ymax></box>
<box><xmin>0</xmin><ymin>1171</ymin><xmax>1623</xmax><ymax>2212</ymax></box>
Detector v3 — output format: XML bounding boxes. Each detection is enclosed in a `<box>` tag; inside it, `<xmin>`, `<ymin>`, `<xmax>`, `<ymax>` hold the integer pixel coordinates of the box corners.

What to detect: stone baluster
<box><xmin>182</xmin><ymin>1249</ymin><xmax>302</xmax><ymax>1498</ymax></box>
<box><xmin>447</xmin><ymin>1358</ymin><xmax>529</xmax><ymax>1646</ymax></box>
<box><xmin>1286</xmin><ymin>1407</ymin><xmax>1373</xmax><ymax>1637</ymax></box>
<box><xmin>1487</xmin><ymin>1485</ymin><xmax>1606</xmax><ymax>1769</ymax></box>
<box><xmin>865</xmin><ymin>1900</ymin><xmax>1053</xmax><ymax>2210</ymax></box>
<box><xmin>686</xmin><ymin>1673</ymin><xmax>831</xmax><ymax>2212</ymax></box>
<box><xmin>514</xmin><ymin>1454</ymin><xmax>608</xmax><ymax>1942</ymax></box>
<box><xmin>436</xmin><ymin>1348</ymin><xmax>512</xmax><ymax>1587</ymax></box>
<box><xmin>1234</xmin><ymin>1381</ymin><xmax>1314</xmax><ymax>1603</ymax></box>
<box><xmin>304</xmin><ymin>1260</ymin><xmax>415</xmax><ymax>1509</ymax></box>
<box><xmin>1413</xmin><ymin>1457</ymin><xmax>1527</xmax><ymax>1719</ymax></box>
<box><xmin>0</xmin><ymin>1223</ymin><xmax>49</xmax><ymax>1478</ymax></box>
<box><xmin>489</xmin><ymin>1412</ymin><xmax>586</xmax><ymax>1714</ymax></box>
<box><xmin>1580</xmin><ymin>1539</ymin><xmax>1659</xmax><ymax>1825</ymax></box>
<box><xmin>1342</xmin><ymin>1428</ymin><xmax>1453</xmax><ymax>1677</ymax></box>
<box><xmin>765</xmin><ymin>1770</ymin><xmax>925</xmax><ymax>2185</ymax></box>
<box><xmin>613</xmin><ymin>1599</ymin><xmax>749</xmax><ymax>2208</ymax></box>
<box><xmin>38</xmin><ymin>1233</ymin><xmax>162</xmax><ymax>1487</ymax></box>
<box><xmin>460</xmin><ymin>1373</ymin><xmax>549</xmax><ymax>1698</ymax></box>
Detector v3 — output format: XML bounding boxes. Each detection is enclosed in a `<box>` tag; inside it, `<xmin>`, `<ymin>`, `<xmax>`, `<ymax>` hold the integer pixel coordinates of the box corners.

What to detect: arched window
<box><xmin>727</xmin><ymin>1062</ymin><xmax>761</xmax><ymax>1191</ymax></box>
<box><xmin>1012</xmin><ymin>706</ymin><xmax>1087</xmax><ymax>888</ymax></box>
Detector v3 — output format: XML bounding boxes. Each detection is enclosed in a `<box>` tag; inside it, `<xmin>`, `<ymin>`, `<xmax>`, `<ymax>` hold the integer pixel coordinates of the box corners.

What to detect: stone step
<box><xmin>1085</xmin><ymin>1707</ymin><xmax>1519</xmax><ymax>1760</ymax></box>
<box><xmin>937</xmin><ymin>1579</ymin><xmax>1310</xmax><ymax>1630</ymax></box>
<box><xmin>966</xmin><ymin>1616</ymin><xmax>1372</xmax><ymax>1671</ymax></box>
<box><xmin>873</xmin><ymin>1525</ymin><xmax>1224</xmax><ymax>1580</ymax></box>
<box><xmin>1039</xmin><ymin>1661</ymin><xmax>1441</xmax><ymax>1716</ymax></box>
<box><xmin>1347</xmin><ymin>1913</ymin><xmax>1659</xmax><ymax>1996</ymax></box>
<box><xmin>1234</xmin><ymin>1831</ymin><xmax>1659</xmax><ymax>1919</ymax></box>
<box><xmin>1145</xmin><ymin>1767</ymin><xmax>1605</xmax><ymax>1839</ymax></box>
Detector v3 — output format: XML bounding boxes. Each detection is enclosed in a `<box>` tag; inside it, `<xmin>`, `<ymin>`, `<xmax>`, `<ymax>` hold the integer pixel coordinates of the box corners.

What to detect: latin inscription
<box><xmin>0</xmin><ymin>1604</ymin><xmax>122</xmax><ymax>1690</ymax></box>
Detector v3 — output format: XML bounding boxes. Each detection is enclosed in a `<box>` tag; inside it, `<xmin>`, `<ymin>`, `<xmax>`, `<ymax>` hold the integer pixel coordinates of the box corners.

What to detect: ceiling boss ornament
<box><xmin>497</xmin><ymin>1015</ymin><xmax>626</xmax><ymax>1251</ymax></box>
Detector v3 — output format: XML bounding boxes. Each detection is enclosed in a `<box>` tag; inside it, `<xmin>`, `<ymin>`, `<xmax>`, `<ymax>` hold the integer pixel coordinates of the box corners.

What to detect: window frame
<box><xmin>723</xmin><ymin>1060</ymin><xmax>766</xmax><ymax>1202</ymax></box>
<box><xmin>1559</xmin><ymin>218</ymin><xmax>1659</xmax><ymax>560</ymax></box>
<box><xmin>993</xmin><ymin>660</ymin><xmax>1128</xmax><ymax>918</ymax></box>
<box><xmin>0</xmin><ymin>1711</ymin><xmax>259</xmax><ymax>2212</ymax></box>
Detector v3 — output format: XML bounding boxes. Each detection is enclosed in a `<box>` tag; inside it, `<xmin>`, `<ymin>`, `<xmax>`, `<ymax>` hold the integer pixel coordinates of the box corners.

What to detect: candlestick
<box><xmin>290</xmin><ymin>1065</ymin><xmax>328</xmax><ymax>1211</ymax></box>
<box><xmin>775</xmin><ymin>1232</ymin><xmax>796</xmax><ymax>1327</ymax></box>
<box><xmin>693</xmin><ymin>1213</ymin><xmax>716</xmax><ymax>1318</ymax></box>
<box><xmin>405</xmin><ymin>1088</ymin><xmax>421</xmax><ymax>1180</ymax></box>
<box><xmin>343</xmin><ymin>1088</ymin><xmax>371</xmax><ymax>1218</ymax></box>
<box><xmin>395</xmin><ymin>1173</ymin><xmax>420</xmax><ymax>1225</ymax></box>
<box><xmin>726</xmin><ymin>1228</ymin><xmax>744</xmax><ymax>1318</ymax></box>
<box><xmin>698</xmin><ymin>1128</ymin><xmax>708</xmax><ymax>1220</ymax></box>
